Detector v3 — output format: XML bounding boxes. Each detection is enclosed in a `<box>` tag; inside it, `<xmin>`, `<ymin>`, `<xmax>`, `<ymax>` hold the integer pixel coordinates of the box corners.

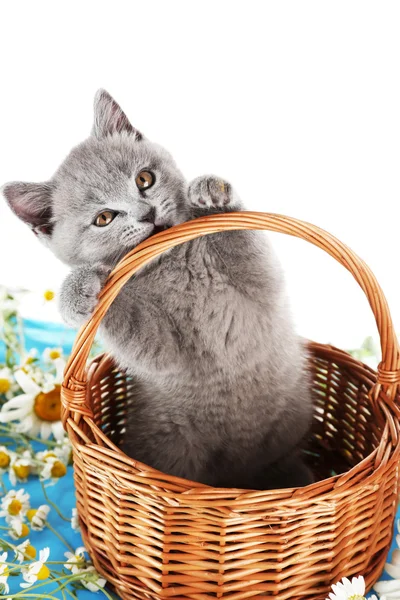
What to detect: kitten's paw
<box><xmin>188</xmin><ymin>175</ymin><xmax>241</xmax><ymax>211</ymax></box>
<box><xmin>59</xmin><ymin>264</ymin><xmax>111</xmax><ymax>328</ymax></box>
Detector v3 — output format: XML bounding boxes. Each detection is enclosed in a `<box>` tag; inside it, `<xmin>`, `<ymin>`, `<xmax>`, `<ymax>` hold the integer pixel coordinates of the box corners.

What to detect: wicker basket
<box><xmin>61</xmin><ymin>212</ymin><xmax>400</xmax><ymax>600</ymax></box>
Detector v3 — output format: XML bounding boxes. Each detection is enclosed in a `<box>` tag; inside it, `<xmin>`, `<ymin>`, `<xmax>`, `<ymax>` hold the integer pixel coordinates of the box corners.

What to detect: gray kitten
<box><xmin>2</xmin><ymin>90</ymin><xmax>313</xmax><ymax>489</ymax></box>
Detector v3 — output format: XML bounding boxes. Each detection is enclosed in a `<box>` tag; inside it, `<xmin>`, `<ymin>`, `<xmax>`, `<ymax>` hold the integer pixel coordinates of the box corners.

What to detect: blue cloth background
<box><xmin>0</xmin><ymin>319</ymin><xmax>397</xmax><ymax>599</ymax></box>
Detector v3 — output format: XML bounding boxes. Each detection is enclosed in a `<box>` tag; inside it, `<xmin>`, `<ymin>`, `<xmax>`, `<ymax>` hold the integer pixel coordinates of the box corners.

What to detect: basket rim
<box><xmin>63</xmin><ymin>340</ymin><xmax>400</xmax><ymax>499</ymax></box>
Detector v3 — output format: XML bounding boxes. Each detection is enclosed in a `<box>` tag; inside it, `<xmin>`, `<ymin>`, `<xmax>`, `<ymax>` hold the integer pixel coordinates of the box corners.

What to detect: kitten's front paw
<box><xmin>59</xmin><ymin>264</ymin><xmax>111</xmax><ymax>328</ymax></box>
<box><xmin>188</xmin><ymin>175</ymin><xmax>241</xmax><ymax>211</ymax></box>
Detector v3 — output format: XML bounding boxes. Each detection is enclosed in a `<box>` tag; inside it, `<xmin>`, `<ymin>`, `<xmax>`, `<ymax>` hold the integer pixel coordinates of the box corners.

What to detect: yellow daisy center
<box><xmin>8</xmin><ymin>499</ymin><xmax>23</xmax><ymax>515</ymax></box>
<box><xmin>0</xmin><ymin>378</ymin><xmax>11</xmax><ymax>394</ymax></box>
<box><xmin>34</xmin><ymin>385</ymin><xmax>61</xmax><ymax>422</ymax></box>
<box><xmin>25</xmin><ymin>545</ymin><xmax>36</xmax><ymax>559</ymax></box>
<box><xmin>348</xmin><ymin>596</ymin><xmax>364</xmax><ymax>600</ymax></box>
<box><xmin>43</xmin><ymin>452</ymin><xmax>57</xmax><ymax>460</ymax></box>
<box><xmin>13</xmin><ymin>464</ymin><xmax>30</xmax><ymax>479</ymax></box>
<box><xmin>37</xmin><ymin>563</ymin><xmax>50</xmax><ymax>580</ymax></box>
<box><xmin>26</xmin><ymin>356</ymin><xmax>35</xmax><ymax>365</ymax></box>
<box><xmin>26</xmin><ymin>508</ymin><xmax>37</xmax><ymax>522</ymax></box>
<box><xmin>51</xmin><ymin>461</ymin><xmax>67</xmax><ymax>478</ymax></box>
<box><xmin>43</xmin><ymin>290</ymin><xmax>55</xmax><ymax>301</ymax></box>
<box><xmin>17</xmin><ymin>523</ymin><xmax>30</xmax><ymax>538</ymax></box>
<box><xmin>49</xmin><ymin>349</ymin><xmax>61</xmax><ymax>360</ymax></box>
<box><xmin>0</xmin><ymin>451</ymin><xmax>10</xmax><ymax>468</ymax></box>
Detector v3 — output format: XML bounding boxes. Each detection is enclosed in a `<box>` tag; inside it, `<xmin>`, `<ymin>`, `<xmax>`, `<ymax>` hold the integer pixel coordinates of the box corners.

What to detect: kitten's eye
<box><xmin>94</xmin><ymin>210</ymin><xmax>117</xmax><ymax>227</ymax></box>
<box><xmin>136</xmin><ymin>170</ymin><xmax>155</xmax><ymax>190</ymax></box>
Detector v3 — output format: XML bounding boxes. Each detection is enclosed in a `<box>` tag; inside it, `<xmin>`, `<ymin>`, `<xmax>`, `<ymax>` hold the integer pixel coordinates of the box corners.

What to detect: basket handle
<box><xmin>62</xmin><ymin>212</ymin><xmax>400</xmax><ymax>408</ymax></box>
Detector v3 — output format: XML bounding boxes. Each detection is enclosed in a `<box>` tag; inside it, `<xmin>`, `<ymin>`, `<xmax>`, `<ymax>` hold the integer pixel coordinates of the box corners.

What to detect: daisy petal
<box><xmin>40</xmin><ymin>421</ymin><xmax>52</xmax><ymax>440</ymax></box>
<box><xmin>383</xmin><ymin>560</ymin><xmax>400</xmax><ymax>580</ymax></box>
<box><xmin>0</xmin><ymin>407</ymin><xmax>31</xmax><ymax>422</ymax></box>
<box><xmin>14</xmin><ymin>370</ymin><xmax>41</xmax><ymax>395</ymax></box>
<box><xmin>52</xmin><ymin>421</ymin><xmax>65</xmax><ymax>441</ymax></box>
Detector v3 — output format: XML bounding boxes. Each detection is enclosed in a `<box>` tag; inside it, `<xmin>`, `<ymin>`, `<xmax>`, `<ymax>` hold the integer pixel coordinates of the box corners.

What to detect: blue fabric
<box><xmin>0</xmin><ymin>318</ymin><xmax>397</xmax><ymax>598</ymax></box>
<box><xmin>2</xmin><ymin>467</ymin><xmax>107</xmax><ymax>599</ymax></box>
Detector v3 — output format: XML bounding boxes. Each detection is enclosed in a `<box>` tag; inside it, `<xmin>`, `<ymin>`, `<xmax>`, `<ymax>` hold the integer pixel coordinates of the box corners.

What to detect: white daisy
<box><xmin>64</xmin><ymin>547</ymin><xmax>106</xmax><ymax>592</ymax></box>
<box><xmin>0</xmin><ymin>286</ymin><xmax>18</xmax><ymax>329</ymax></box>
<box><xmin>0</xmin><ymin>551</ymin><xmax>9</xmax><ymax>595</ymax></box>
<box><xmin>54</xmin><ymin>437</ymin><xmax>72</xmax><ymax>463</ymax></box>
<box><xmin>18</xmin><ymin>348</ymin><xmax>39</xmax><ymax>372</ymax></box>
<box><xmin>0</xmin><ymin>364</ymin><xmax>65</xmax><ymax>441</ymax></box>
<box><xmin>0</xmin><ymin>445</ymin><xmax>15</xmax><ymax>473</ymax></box>
<box><xmin>41</xmin><ymin>456</ymin><xmax>67</xmax><ymax>483</ymax></box>
<box><xmin>9</xmin><ymin>449</ymin><xmax>34</xmax><ymax>486</ymax></box>
<box><xmin>27</xmin><ymin>505</ymin><xmax>50</xmax><ymax>531</ymax></box>
<box><xmin>14</xmin><ymin>539</ymin><xmax>36</xmax><ymax>562</ymax></box>
<box><xmin>0</xmin><ymin>489</ymin><xmax>30</xmax><ymax>524</ymax></box>
<box><xmin>21</xmin><ymin>547</ymin><xmax>50</xmax><ymax>587</ymax></box>
<box><xmin>0</xmin><ymin>367</ymin><xmax>16</xmax><ymax>400</ymax></box>
<box><xmin>327</xmin><ymin>576</ymin><xmax>365</xmax><ymax>599</ymax></box>
<box><xmin>64</xmin><ymin>546</ymin><xmax>88</xmax><ymax>572</ymax></box>
<box><xmin>81</xmin><ymin>566</ymin><xmax>107</xmax><ymax>592</ymax></box>
<box><xmin>9</xmin><ymin>516</ymin><xmax>30</xmax><ymax>540</ymax></box>
<box><xmin>42</xmin><ymin>347</ymin><xmax>63</xmax><ymax>364</ymax></box>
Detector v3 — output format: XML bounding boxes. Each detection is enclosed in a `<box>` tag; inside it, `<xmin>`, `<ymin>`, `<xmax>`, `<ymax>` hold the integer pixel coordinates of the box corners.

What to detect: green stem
<box><xmin>40</xmin><ymin>481</ymin><xmax>70</xmax><ymax>522</ymax></box>
<box><xmin>45</xmin><ymin>522</ymin><xmax>74</xmax><ymax>553</ymax></box>
<box><xmin>0</xmin><ymin>474</ymin><xmax>7</xmax><ymax>494</ymax></box>
<box><xmin>2</xmin><ymin>572</ymin><xmax>86</xmax><ymax>598</ymax></box>
<box><xmin>64</xmin><ymin>588</ymin><xmax>78</xmax><ymax>600</ymax></box>
<box><xmin>22</xmin><ymin>434</ymin><xmax>58</xmax><ymax>448</ymax></box>
<box><xmin>0</xmin><ymin>426</ymin><xmax>58</xmax><ymax>448</ymax></box>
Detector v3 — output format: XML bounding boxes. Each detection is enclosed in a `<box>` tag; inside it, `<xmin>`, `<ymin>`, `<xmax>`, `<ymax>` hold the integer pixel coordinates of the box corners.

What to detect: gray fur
<box><xmin>2</xmin><ymin>90</ymin><xmax>313</xmax><ymax>489</ymax></box>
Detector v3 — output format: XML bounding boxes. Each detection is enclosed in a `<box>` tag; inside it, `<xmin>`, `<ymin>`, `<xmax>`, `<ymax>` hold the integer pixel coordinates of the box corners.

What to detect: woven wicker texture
<box><xmin>61</xmin><ymin>212</ymin><xmax>400</xmax><ymax>599</ymax></box>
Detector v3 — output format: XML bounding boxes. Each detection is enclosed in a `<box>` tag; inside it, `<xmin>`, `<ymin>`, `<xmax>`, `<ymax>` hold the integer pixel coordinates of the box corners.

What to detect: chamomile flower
<box><xmin>0</xmin><ymin>445</ymin><xmax>15</xmax><ymax>472</ymax></box>
<box><xmin>0</xmin><ymin>286</ymin><xmax>18</xmax><ymax>329</ymax></box>
<box><xmin>21</xmin><ymin>547</ymin><xmax>50</xmax><ymax>587</ymax></box>
<box><xmin>42</xmin><ymin>347</ymin><xmax>63</xmax><ymax>364</ymax></box>
<box><xmin>64</xmin><ymin>546</ymin><xmax>88</xmax><ymax>572</ymax></box>
<box><xmin>327</xmin><ymin>575</ymin><xmax>381</xmax><ymax>599</ymax></box>
<box><xmin>81</xmin><ymin>566</ymin><xmax>107</xmax><ymax>592</ymax></box>
<box><xmin>0</xmin><ymin>489</ymin><xmax>30</xmax><ymax>523</ymax></box>
<box><xmin>71</xmin><ymin>508</ymin><xmax>81</xmax><ymax>532</ymax></box>
<box><xmin>0</xmin><ymin>551</ymin><xmax>9</xmax><ymax>594</ymax></box>
<box><xmin>9</xmin><ymin>516</ymin><xmax>30</xmax><ymax>540</ymax></box>
<box><xmin>14</xmin><ymin>539</ymin><xmax>36</xmax><ymax>562</ymax></box>
<box><xmin>18</xmin><ymin>348</ymin><xmax>39</xmax><ymax>371</ymax></box>
<box><xmin>35</xmin><ymin>450</ymin><xmax>67</xmax><ymax>483</ymax></box>
<box><xmin>54</xmin><ymin>437</ymin><xmax>72</xmax><ymax>464</ymax></box>
<box><xmin>43</xmin><ymin>289</ymin><xmax>55</xmax><ymax>302</ymax></box>
<box><xmin>0</xmin><ymin>363</ymin><xmax>65</xmax><ymax>441</ymax></box>
<box><xmin>41</xmin><ymin>456</ymin><xmax>67</xmax><ymax>482</ymax></box>
<box><xmin>0</xmin><ymin>367</ymin><xmax>16</xmax><ymax>399</ymax></box>
<box><xmin>64</xmin><ymin>547</ymin><xmax>106</xmax><ymax>592</ymax></box>
<box><xmin>26</xmin><ymin>505</ymin><xmax>50</xmax><ymax>531</ymax></box>
<box><xmin>9</xmin><ymin>450</ymin><xmax>34</xmax><ymax>486</ymax></box>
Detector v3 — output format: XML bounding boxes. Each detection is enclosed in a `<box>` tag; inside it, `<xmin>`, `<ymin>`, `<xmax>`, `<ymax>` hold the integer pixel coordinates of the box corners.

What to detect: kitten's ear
<box><xmin>1</xmin><ymin>181</ymin><xmax>54</xmax><ymax>237</ymax></box>
<box><xmin>92</xmin><ymin>89</ymin><xmax>143</xmax><ymax>140</ymax></box>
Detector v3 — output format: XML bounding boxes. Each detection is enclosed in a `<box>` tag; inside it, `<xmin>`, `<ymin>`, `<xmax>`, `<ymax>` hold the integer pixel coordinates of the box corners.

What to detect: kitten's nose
<box><xmin>139</xmin><ymin>206</ymin><xmax>156</xmax><ymax>224</ymax></box>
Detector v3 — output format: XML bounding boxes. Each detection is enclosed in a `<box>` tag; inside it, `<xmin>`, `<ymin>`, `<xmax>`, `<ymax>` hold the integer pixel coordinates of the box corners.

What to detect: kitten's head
<box><xmin>2</xmin><ymin>90</ymin><xmax>189</xmax><ymax>266</ymax></box>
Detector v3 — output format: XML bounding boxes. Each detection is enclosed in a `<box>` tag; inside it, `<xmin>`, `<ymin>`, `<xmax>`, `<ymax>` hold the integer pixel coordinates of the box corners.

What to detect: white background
<box><xmin>0</xmin><ymin>1</ymin><xmax>399</xmax><ymax>352</ymax></box>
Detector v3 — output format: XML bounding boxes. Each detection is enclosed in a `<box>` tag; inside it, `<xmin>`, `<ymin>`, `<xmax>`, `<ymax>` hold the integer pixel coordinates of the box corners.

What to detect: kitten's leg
<box><xmin>59</xmin><ymin>264</ymin><xmax>111</xmax><ymax>328</ymax></box>
<box><xmin>188</xmin><ymin>175</ymin><xmax>243</xmax><ymax>214</ymax></box>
